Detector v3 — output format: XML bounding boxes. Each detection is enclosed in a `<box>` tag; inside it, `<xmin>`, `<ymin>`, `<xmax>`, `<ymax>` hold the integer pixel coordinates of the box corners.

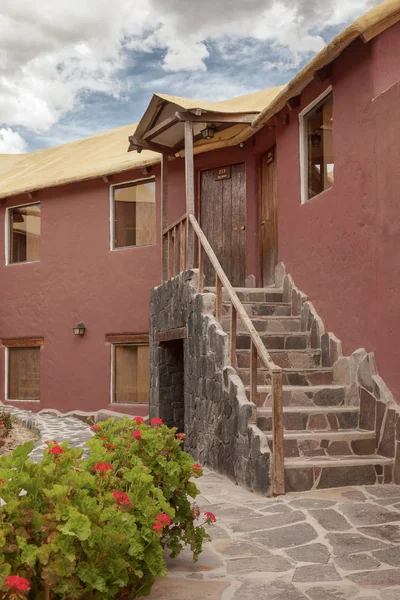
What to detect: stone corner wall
<box><xmin>150</xmin><ymin>270</ymin><xmax>271</xmax><ymax>495</ymax></box>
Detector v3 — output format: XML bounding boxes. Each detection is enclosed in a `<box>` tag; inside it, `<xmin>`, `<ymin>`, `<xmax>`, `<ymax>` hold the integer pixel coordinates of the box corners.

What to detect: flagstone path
<box><xmin>4</xmin><ymin>407</ymin><xmax>400</xmax><ymax>598</ymax></box>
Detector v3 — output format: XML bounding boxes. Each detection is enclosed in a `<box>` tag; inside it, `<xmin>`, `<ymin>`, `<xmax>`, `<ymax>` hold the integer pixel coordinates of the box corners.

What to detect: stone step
<box><xmin>246</xmin><ymin>384</ymin><xmax>346</xmax><ymax>408</ymax></box>
<box><xmin>223</xmin><ymin>316</ymin><xmax>301</xmax><ymax>334</ymax></box>
<box><xmin>223</xmin><ymin>302</ymin><xmax>292</xmax><ymax>317</ymax></box>
<box><xmin>284</xmin><ymin>455</ymin><xmax>394</xmax><ymax>492</ymax></box>
<box><xmin>256</xmin><ymin>405</ymin><xmax>359</xmax><ymax>432</ymax></box>
<box><xmin>236</xmin><ymin>332</ymin><xmax>310</xmax><ymax>351</ymax></box>
<box><xmin>205</xmin><ymin>287</ymin><xmax>284</xmax><ymax>303</ymax></box>
<box><xmin>237</xmin><ymin>348</ymin><xmax>320</xmax><ymax>369</ymax></box>
<box><xmin>237</xmin><ymin>367</ymin><xmax>333</xmax><ymax>386</ymax></box>
<box><xmin>265</xmin><ymin>429</ymin><xmax>376</xmax><ymax>458</ymax></box>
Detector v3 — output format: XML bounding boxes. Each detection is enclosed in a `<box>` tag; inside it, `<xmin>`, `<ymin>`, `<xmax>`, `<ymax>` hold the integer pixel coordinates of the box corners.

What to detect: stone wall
<box><xmin>150</xmin><ymin>270</ymin><xmax>271</xmax><ymax>494</ymax></box>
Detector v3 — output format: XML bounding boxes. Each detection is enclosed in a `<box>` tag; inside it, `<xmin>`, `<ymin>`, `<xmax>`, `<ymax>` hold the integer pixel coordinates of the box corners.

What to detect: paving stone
<box><xmin>310</xmin><ymin>509</ymin><xmax>351</xmax><ymax>531</ymax></box>
<box><xmin>226</xmin><ymin>553</ymin><xmax>293</xmax><ymax>574</ymax></box>
<box><xmin>381</xmin><ymin>590</ymin><xmax>400</xmax><ymax>600</ymax></box>
<box><xmin>165</xmin><ymin>546</ymin><xmax>223</xmax><ymax>573</ymax></box>
<box><xmin>365</xmin><ymin>486</ymin><xmax>400</xmax><ymax>499</ymax></box>
<box><xmin>259</xmin><ymin>504</ymin><xmax>294</xmax><ymax>514</ymax></box>
<box><xmin>232</xmin><ymin>579</ymin><xmax>308</xmax><ymax>600</ymax></box>
<box><xmin>335</xmin><ymin>553</ymin><xmax>380</xmax><ymax>571</ymax></box>
<box><xmin>339</xmin><ymin>503</ymin><xmax>400</xmax><ymax>526</ymax></box>
<box><xmin>285</xmin><ymin>543</ymin><xmax>330</xmax><ymax>564</ymax></box>
<box><xmin>230</xmin><ymin>510</ymin><xmax>305</xmax><ymax>533</ymax></box>
<box><xmin>358</xmin><ymin>524</ymin><xmax>400</xmax><ymax>544</ymax></box>
<box><xmin>289</xmin><ymin>498</ymin><xmax>336</xmax><ymax>510</ymax></box>
<box><xmin>293</xmin><ymin>564</ymin><xmax>341</xmax><ymax>582</ymax></box>
<box><xmin>305</xmin><ymin>587</ymin><xmax>350</xmax><ymax>600</ymax></box>
<box><xmin>347</xmin><ymin>569</ymin><xmax>400</xmax><ymax>587</ymax></box>
<box><xmin>327</xmin><ymin>532</ymin><xmax>388</xmax><ymax>557</ymax></box>
<box><xmin>148</xmin><ymin>578</ymin><xmax>229</xmax><ymax>599</ymax></box>
<box><xmin>372</xmin><ymin>546</ymin><xmax>400</xmax><ymax>566</ymax></box>
<box><xmin>249</xmin><ymin>523</ymin><xmax>318</xmax><ymax>549</ymax></box>
<box><xmin>340</xmin><ymin>490</ymin><xmax>368</xmax><ymax>502</ymax></box>
<box><xmin>214</xmin><ymin>540</ymin><xmax>266</xmax><ymax>558</ymax></box>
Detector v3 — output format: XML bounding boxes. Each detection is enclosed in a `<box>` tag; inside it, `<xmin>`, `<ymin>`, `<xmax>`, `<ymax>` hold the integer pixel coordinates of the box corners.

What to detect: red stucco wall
<box><xmin>276</xmin><ymin>24</ymin><xmax>400</xmax><ymax>400</ymax></box>
<box><xmin>0</xmin><ymin>166</ymin><xmax>161</xmax><ymax>415</ymax></box>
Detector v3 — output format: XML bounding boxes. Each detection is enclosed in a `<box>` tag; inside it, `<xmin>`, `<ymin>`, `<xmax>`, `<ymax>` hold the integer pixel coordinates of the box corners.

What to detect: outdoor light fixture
<box><xmin>201</xmin><ymin>125</ymin><xmax>216</xmax><ymax>140</ymax></box>
<box><xmin>311</xmin><ymin>133</ymin><xmax>321</xmax><ymax>148</ymax></box>
<box><xmin>73</xmin><ymin>323</ymin><xmax>86</xmax><ymax>336</ymax></box>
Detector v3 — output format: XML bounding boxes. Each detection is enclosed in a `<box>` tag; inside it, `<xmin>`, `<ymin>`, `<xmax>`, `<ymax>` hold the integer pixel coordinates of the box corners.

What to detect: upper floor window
<box><xmin>300</xmin><ymin>89</ymin><xmax>334</xmax><ymax>203</ymax></box>
<box><xmin>8</xmin><ymin>203</ymin><xmax>41</xmax><ymax>264</ymax></box>
<box><xmin>112</xmin><ymin>179</ymin><xmax>156</xmax><ymax>249</ymax></box>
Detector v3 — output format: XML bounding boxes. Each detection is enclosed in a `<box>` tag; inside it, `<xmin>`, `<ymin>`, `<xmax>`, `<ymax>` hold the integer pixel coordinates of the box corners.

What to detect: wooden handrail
<box><xmin>163</xmin><ymin>213</ymin><xmax>188</xmax><ymax>236</ymax></box>
<box><xmin>188</xmin><ymin>213</ymin><xmax>285</xmax><ymax>496</ymax></box>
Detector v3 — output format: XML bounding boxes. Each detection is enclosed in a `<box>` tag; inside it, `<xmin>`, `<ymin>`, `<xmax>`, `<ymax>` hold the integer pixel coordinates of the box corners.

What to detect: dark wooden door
<box><xmin>260</xmin><ymin>148</ymin><xmax>278</xmax><ymax>286</ymax></box>
<box><xmin>200</xmin><ymin>163</ymin><xmax>246</xmax><ymax>287</ymax></box>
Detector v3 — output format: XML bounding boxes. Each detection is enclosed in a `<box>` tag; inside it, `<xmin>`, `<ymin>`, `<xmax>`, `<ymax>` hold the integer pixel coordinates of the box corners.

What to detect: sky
<box><xmin>0</xmin><ymin>0</ymin><xmax>381</xmax><ymax>153</ymax></box>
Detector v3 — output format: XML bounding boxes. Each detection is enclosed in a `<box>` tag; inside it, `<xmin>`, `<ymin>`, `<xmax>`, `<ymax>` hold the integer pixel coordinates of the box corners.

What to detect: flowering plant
<box><xmin>0</xmin><ymin>417</ymin><xmax>213</xmax><ymax>599</ymax></box>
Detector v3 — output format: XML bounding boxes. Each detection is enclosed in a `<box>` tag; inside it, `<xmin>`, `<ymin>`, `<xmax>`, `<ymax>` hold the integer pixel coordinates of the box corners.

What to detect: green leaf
<box><xmin>76</xmin><ymin>563</ymin><xmax>107</xmax><ymax>592</ymax></box>
<box><xmin>43</xmin><ymin>484</ymin><xmax>70</xmax><ymax>501</ymax></box>
<box><xmin>59</xmin><ymin>511</ymin><xmax>91</xmax><ymax>541</ymax></box>
<box><xmin>0</xmin><ymin>562</ymin><xmax>11</xmax><ymax>584</ymax></box>
<box><xmin>37</xmin><ymin>544</ymin><xmax>52</xmax><ymax>566</ymax></box>
<box><xmin>21</xmin><ymin>544</ymin><xmax>38</xmax><ymax>567</ymax></box>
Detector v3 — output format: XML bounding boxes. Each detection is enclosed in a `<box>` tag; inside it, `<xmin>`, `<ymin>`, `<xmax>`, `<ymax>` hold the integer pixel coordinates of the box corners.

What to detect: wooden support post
<box><xmin>161</xmin><ymin>154</ymin><xmax>169</xmax><ymax>282</ymax></box>
<box><xmin>179</xmin><ymin>221</ymin><xmax>185</xmax><ymax>272</ymax></box>
<box><xmin>272</xmin><ymin>369</ymin><xmax>285</xmax><ymax>496</ymax></box>
<box><xmin>185</xmin><ymin>121</ymin><xmax>195</xmax><ymax>269</ymax></box>
<box><xmin>174</xmin><ymin>226</ymin><xmax>180</xmax><ymax>276</ymax></box>
<box><xmin>215</xmin><ymin>275</ymin><xmax>223</xmax><ymax>323</ymax></box>
<box><xmin>230</xmin><ymin>304</ymin><xmax>237</xmax><ymax>366</ymax></box>
<box><xmin>250</xmin><ymin>341</ymin><xmax>258</xmax><ymax>406</ymax></box>
<box><xmin>198</xmin><ymin>238</ymin><xmax>204</xmax><ymax>293</ymax></box>
<box><xmin>168</xmin><ymin>230</ymin><xmax>174</xmax><ymax>279</ymax></box>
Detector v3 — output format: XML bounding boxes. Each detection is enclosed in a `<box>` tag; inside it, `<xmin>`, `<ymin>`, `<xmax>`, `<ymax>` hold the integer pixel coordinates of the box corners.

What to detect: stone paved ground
<box><xmin>149</xmin><ymin>469</ymin><xmax>400</xmax><ymax>600</ymax></box>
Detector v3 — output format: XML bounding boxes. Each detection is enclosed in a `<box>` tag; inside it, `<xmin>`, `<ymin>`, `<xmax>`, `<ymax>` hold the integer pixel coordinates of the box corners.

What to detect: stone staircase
<box><xmin>215</xmin><ymin>285</ymin><xmax>395</xmax><ymax>492</ymax></box>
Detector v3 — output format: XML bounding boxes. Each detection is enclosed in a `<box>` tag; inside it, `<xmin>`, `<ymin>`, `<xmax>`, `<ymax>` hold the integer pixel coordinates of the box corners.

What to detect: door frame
<box><xmin>259</xmin><ymin>146</ymin><xmax>278</xmax><ymax>287</ymax></box>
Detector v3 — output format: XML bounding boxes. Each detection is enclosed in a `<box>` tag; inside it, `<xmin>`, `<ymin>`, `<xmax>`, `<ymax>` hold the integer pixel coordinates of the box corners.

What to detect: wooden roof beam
<box><xmin>127</xmin><ymin>135</ymin><xmax>176</xmax><ymax>156</ymax></box>
<box><xmin>143</xmin><ymin>115</ymin><xmax>179</xmax><ymax>141</ymax></box>
<box><xmin>314</xmin><ymin>63</ymin><xmax>333</xmax><ymax>83</ymax></box>
<box><xmin>286</xmin><ymin>95</ymin><xmax>301</xmax><ymax>110</ymax></box>
<box><xmin>175</xmin><ymin>111</ymin><xmax>259</xmax><ymax>124</ymax></box>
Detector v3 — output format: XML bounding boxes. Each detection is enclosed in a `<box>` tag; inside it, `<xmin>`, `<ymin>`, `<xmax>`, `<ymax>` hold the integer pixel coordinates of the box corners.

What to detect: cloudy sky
<box><xmin>0</xmin><ymin>0</ymin><xmax>380</xmax><ymax>153</ymax></box>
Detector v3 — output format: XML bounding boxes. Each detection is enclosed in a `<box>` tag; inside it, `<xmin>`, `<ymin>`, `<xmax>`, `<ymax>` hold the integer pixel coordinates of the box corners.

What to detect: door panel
<box><xmin>260</xmin><ymin>149</ymin><xmax>278</xmax><ymax>286</ymax></box>
<box><xmin>200</xmin><ymin>163</ymin><xmax>246</xmax><ymax>286</ymax></box>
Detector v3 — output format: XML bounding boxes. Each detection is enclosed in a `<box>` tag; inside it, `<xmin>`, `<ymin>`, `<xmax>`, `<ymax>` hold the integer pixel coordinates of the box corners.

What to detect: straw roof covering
<box><xmin>252</xmin><ymin>0</ymin><xmax>400</xmax><ymax>127</ymax></box>
<box><xmin>0</xmin><ymin>123</ymin><xmax>159</xmax><ymax>201</ymax></box>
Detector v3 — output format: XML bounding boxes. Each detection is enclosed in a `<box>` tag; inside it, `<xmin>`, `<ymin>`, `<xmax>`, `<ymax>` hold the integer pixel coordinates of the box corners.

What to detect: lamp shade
<box><xmin>73</xmin><ymin>323</ymin><xmax>86</xmax><ymax>336</ymax></box>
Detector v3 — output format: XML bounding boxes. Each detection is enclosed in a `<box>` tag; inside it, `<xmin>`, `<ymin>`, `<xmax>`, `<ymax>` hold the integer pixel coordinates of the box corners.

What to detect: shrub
<box><xmin>0</xmin><ymin>418</ymin><xmax>214</xmax><ymax>599</ymax></box>
<box><xmin>0</xmin><ymin>412</ymin><xmax>13</xmax><ymax>448</ymax></box>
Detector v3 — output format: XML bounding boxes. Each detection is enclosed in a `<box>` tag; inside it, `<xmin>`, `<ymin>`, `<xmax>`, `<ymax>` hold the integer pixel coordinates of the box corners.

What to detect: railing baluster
<box><xmin>198</xmin><ymin>237</ymin><xmax>204</xmax><ymax>293</ymax></box>
<box><xmin>168</xmin><ymin>230</ymin><xmax>174</xmax><ymax>279</ymax></box>
<box><xmin>182</xmin><ymin>218</ymin><xmax>187</xmax><ymax>271</ymax></box>
<box><xmin>230</xmin><ymin>304</ymin><xmax>237</xmax><ymax>366</ymax></box>
<box><xmin>272</xmin><ymin>370</ymin><xmax>285</xmax><ymax>496</ymax></box>
<box><xmin>250</xmin><ymin>341</ymin><xmax>258</xmax><ymax>407</ymax></box>
<box><xmin>179</xmin><ymin>221</ymin><xmax>185</xmax><ymax>272</ymax></box>
<box><xmin>174</xmin><ymin>225</ymin><xmax>180</xmax><ymax>276</ymax></box>
<box><xmin>215</xmin><ymin>275</ymin><xmax>223</xmax><ymax>323</ymax></box>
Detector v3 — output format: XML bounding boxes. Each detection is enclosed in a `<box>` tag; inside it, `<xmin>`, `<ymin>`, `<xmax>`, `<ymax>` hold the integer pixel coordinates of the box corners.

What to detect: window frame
<box><xmin>3</xmin><ymin>338</ymin><xmax>43</xmax><ymax>402</ymax></box>
<box><xmin>108</xmin><ymin>334</ymin><xmax>150</xmax><ymax>406</ymax></box>
<box><xmin>5</xmin><ymin>201</ymin><xmax>41</xmax><ymax>266</ymax></box>
<box><xmin>299</xmin><ymin>86</ymin><xmax>333</xmax><ymax>204</ymax></box>
<box><xmin>109</xmin><ymin>177</ymin><xmax>156</xmax><ymax>251</ymax></box>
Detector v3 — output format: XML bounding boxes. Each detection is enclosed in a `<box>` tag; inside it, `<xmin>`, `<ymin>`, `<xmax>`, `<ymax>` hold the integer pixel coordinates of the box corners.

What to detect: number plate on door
<box><xmin>215</xmin><ymin>166</ymin><xmax>231</xmax><ymax>181</ymax></box>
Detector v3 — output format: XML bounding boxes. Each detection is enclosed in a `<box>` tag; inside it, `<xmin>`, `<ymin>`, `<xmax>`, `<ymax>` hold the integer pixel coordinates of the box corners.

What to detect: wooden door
<box><xmin>200</xmin><ymin>163</ymin><xmax>246</xmax><ymax>286</ymax></box>
<box><xmin>260</xmin><ymin>148</ymin><xmax>278</xmax><ymax>286</ymax></box>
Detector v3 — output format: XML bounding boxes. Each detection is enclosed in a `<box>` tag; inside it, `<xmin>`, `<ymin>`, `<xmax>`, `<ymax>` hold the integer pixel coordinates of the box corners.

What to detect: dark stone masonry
<box><xmin>149</xmin><ymin>270</ymin><xmax>271</xmax><ymax>494</ymax></box>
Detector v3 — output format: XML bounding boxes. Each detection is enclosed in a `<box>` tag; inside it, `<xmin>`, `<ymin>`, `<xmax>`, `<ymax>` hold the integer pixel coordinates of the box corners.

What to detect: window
<box><xmin>4</xmin><ymin>340</ymin><xmax>42</xmax><ymax>401</ymax></box>
<box><xmin>300</xmin><ymin>90</ymin><xmax>334</xmax><ymax>202</ymax></box>
<box><xmin>8</xmin><ymin>203</ymin><xmax>41</xmax><ymax>264</ymax></box>
<box><xmin>109</xmin><ymin>336</ymin><xmax>150</xmax><ymax>404</ymax></box>
<box><xmin>112</xmin><ymin>179</ymin><xmax>156</xmax><ymax>249</ymax></box>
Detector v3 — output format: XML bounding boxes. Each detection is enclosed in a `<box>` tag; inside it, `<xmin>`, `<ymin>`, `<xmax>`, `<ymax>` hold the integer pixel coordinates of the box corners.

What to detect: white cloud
<box><xmin>0</xmin><ymin>0</ymin><xmax>380</xmax><ymax>141</ymax></box>
<box><xmin>0</xmin><ymin>128</ymin><xmax>28</xmax><ymax>153</ymax></box>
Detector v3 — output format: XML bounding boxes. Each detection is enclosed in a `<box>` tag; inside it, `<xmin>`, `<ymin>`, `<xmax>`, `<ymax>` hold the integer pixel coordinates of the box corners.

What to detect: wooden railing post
<box><xmin>250</xmin><ymin>341</ymin><xmax>258</xmax><ymax>406</ymax></box>
<box><xmin>215</xmin><ymin>275</ymin><xmax>223</xmax><ymax>323</ymax></box>
<box><xmin>272</xmin><ymin>369</ymin><xmax>285</xmax><ymax>496</ymax></box>
<box><xmin>180</xmin><ymin>221</ymin><xmax>186</xmax><ymax>272</ymax></box>
<box><xmin>185</xmin><ymin>122</ymin><xmax>195</xmax><ymax>268</ymax></box>
<box><xmin>174</xmin><ymin>225</ymin><xmax>180</xmax><ymax>276</ymax></box>
<box><xmin>198</xmin><ymin>238</ymin><xmax>204</xmax><ymax>293</ymax></box>
<box><xmin>230</xmin><ymin>304</ymin><xmax>237</xmax><ymax>366</ymax></box>
<box><xmin>168</xmin><ymin>230</ymin><xmax>174</xmax><ymax>279</ymax></box>
<box><xmin>161</xmin><ymin>154</ymin><xmax>169</xmax><ymax>282</ymax></box>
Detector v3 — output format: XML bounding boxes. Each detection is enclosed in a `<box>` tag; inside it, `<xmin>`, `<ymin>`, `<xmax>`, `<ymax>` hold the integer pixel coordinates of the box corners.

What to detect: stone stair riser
<box><xmin>249</xmin><ymin>386</ymin><xmax>346</xmax><ymax>408</ymax></box>
<box><xmin>267</xmin><ymin>434</ymin><xmax>376</xmax><ymax>459</ymax></box>
<box><xmin>236</xmin><ymin>334</ymin><xmax>310</xmax><ymax>351</ymax></box>
<box><xmin>257</xmin><ymin>409</ymin><xmax>359</xmax><ymax>432</ymax></box>
<box><xmin>237</xmin><ymin>349</ymin><xmax>321</xmax><ymax>369</ymax></box>
<box><xmin>223</xmin><ymin>317</ymin><xmax>301</xmax><ymax>334</ymax></box>
<box><xmin>237</xmin><ymin>369</ymin><xmax>334</xmax><ymax>386</ymax></box>
<box><xmin>222</xmin><ymin>303</ymin><xmax>292</xmax><ymax>317</ymax></box>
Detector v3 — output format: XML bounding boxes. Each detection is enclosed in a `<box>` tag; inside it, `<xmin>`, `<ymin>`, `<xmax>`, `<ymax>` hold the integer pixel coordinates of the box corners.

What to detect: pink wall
<box><xmin>276</xmin><ymin>24</ymin><xmax>400</xmax><ymax>400</ymax></box>
<box><xmin>0</xmin><ymin>166</ymin><xmax>161</xmax><ymax>415</ymax></box>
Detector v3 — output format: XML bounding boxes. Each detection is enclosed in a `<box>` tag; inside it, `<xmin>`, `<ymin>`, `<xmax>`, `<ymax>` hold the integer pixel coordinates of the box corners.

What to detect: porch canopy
<box><xmin>128</xmin><ymin>87</ymin><xmax>284</xmax><ymax>156</ymax></box>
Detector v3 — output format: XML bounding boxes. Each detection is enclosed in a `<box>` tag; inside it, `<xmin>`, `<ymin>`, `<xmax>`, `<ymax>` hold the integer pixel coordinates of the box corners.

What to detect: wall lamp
<box><xmin>201</xmin><ymin>125</ymin><xmax>216</xmax><ymax>140</ymax></box>
<box><xmin>73</xmin><ymin>323</ymin><xmax>86</xmax><ymax>336</ymax></box>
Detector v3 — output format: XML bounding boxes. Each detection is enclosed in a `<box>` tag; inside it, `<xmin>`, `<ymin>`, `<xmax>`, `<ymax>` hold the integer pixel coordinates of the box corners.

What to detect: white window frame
<box><xmin>5</xmin><ymin>201</ymin><xmax>41</xmax><ymax>265</ymax></box>
<box><xmin>109</xmin><ymin>177</ymin><xmax>156</xmax><ymax>251</ymax></box>
<box><xmin>5</xmin><ymin>344</ymin><xmax>41</xmax><ymax>402</ymax></box>
<box><xmin>299</xmin><ymin>86</ymin><xmax>333</xmax><ymax>205</ymax></box>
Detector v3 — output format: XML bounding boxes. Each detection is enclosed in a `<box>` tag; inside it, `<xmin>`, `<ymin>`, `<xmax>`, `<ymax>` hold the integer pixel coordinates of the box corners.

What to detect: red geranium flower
<box><xmin>6</xmin><ymin>575</ymin><xmax>31</xmax><ymax>592</ymax></box>
<box><xmin>132</xmin><ymin>430</ymin><xmax>142</xmax><ymax>440</ymax></box>
<box><xmin>133</xmin><ymin>416</ymin><xmax>144</xmax><ymax>424</ymax></box>
<box><xmin>113</xmin><ymin>491</ymin><xmax>131</xmax><ymax>505</ymax></box>
<box><xmin>90</xmin><ymin>425</ymin><xmax>100</xmax><ymax>432</ymax></box>
<box><xmin>92</xmin><ymin>462</ymin><xmax>113</xmax><ymax>473</ymax></box>
<box><xmin>155</xmin><ymin>513</ymin><xmax>171</xmax><ymax>526</ymax></box>
<box><xmin>176</xmin><ymin>433</ymin><xmax>185</xmax><ymax>440</ymax></box>
<box><xmin>152</xmin><ymin>521</ymin><xmax>163</xmax><ymax>532</ymax></box>
<box><xmin>105</xmin><ymin>442</ymin><xmax>116</xmax><ymax>451</ymax></box>
<box><xmin>204</xmin><ymin>511</ymin><xmax>217</xmax><ymax>523</ymax></box>
<box><xmin>150</xmin><ymin>417</ymin><xmax>163</xmax><ymax>426</ymax></box>
<box><xmin>0</xmin><ymin>478</ymin><xmax>5</xmax><ymax>485</ymax></box>
<box><xmin>48</xmin><ymin>445</ymin><xmax>65</xmax><ymax>455</ymax></box>
<box><xmin>193</xmin><ymin>463</ymin><xmax>202</xmax><ymax>476</ymax></box>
